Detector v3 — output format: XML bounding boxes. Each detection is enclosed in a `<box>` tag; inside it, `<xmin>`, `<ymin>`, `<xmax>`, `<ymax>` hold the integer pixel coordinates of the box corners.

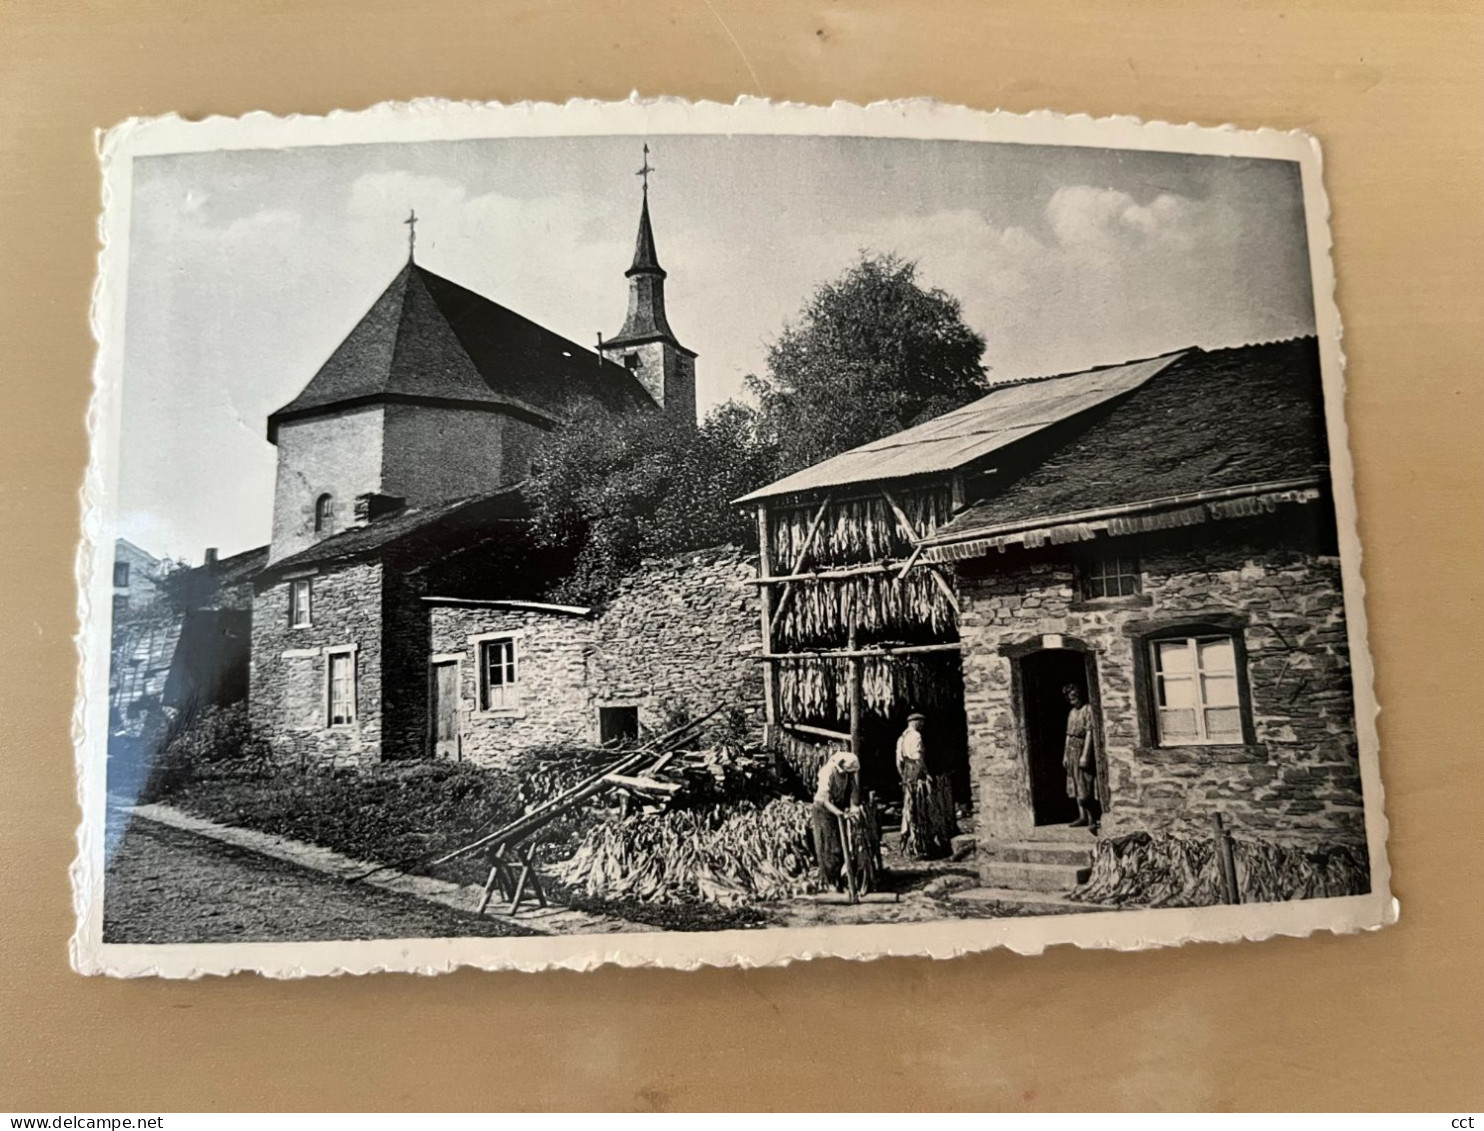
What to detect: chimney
<box><xmin>354</xmin><ymin>493</ymin><xmax>408</xmax><ymax>524</ymax></box>
<box><xmin>204</xmin><ymin>548</ymin><xmax>219</xmax><ymax>567</ymax></box>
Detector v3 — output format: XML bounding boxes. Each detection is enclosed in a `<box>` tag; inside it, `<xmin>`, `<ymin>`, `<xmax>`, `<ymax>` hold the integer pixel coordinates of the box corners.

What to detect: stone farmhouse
<box><xmin>739</xmin><ymin>338</ymin><xmax>1367</xmax><ymax>894</ymax></box>
<box><xmin>247</xmin><ymin>180</ymin><xmax>752</xmax><ymax>765</ymax></box>
<box><xmin>112</xmin><ymin>538</ymin><xmax>162</xmax><ymax>619</ymax></box>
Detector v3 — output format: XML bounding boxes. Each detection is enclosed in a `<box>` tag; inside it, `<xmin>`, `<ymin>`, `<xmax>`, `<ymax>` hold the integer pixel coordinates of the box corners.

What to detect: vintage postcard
<box><xmin>73</xmin><ymin>98</ymin><xmax>1393</xmax><ymax>977</ymax></box>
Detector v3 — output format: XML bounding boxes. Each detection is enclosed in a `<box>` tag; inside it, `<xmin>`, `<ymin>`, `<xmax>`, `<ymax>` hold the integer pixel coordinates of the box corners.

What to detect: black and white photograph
<box><xmin>74</xmin><ymin>100</ymin><xmax>1391</xmax><ymax>976</ymax></box>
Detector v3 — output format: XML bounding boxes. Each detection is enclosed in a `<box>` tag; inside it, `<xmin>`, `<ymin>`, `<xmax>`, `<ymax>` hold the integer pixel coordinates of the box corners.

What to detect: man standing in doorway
<box><xmin>1063</xmin><ymin>683</ymin><xmax>1099</xmax><ymax>832</ymax></box>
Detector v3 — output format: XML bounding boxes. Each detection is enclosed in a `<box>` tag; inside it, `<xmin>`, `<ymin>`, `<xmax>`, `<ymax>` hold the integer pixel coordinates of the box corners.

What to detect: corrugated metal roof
<box><xmin>735</xmin><ymin>351</ymin><xmax>1188</xmax><ymax>504</ymax></box>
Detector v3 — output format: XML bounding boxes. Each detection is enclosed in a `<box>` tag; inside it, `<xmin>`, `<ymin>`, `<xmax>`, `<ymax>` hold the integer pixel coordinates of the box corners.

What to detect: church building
<box><xmin>248</xmin><ymin>167</ymin><xmax>698</xmax><ymax>765</ymax></box>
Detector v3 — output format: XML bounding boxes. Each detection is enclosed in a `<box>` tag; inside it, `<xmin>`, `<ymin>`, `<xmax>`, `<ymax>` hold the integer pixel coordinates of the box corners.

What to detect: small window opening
<box><xmin>1080</xmin><ymin>555</ymin><xmax>1141</xmax><ymax>600</ymax></box>
<box><xmin>315</xmin><ymin>493</ymin><xmax>335</xmax><ymax>534</ymax></box>
<box><xmin>599</xmin><ymin>706</ymin><xmax>640</xmax><ymax>746</ymax></box>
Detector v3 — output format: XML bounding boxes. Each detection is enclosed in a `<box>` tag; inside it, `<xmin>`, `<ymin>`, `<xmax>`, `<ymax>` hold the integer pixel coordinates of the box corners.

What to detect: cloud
<box><xmin>785</xmin><ymin>184</ymin><xmax>1312</xmax><ymax>382</ymax></box>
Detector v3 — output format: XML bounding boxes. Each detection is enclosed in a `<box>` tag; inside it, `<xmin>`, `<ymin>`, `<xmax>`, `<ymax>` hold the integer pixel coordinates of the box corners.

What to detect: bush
<box><xmin>139</xmin><ymin>702</ymin><xmax>267</xmax><ymax>802</ymax></box>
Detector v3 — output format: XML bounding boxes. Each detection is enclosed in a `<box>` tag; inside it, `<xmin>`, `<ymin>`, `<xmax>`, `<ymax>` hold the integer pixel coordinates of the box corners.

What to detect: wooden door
<box><xmin>432</xmin><ymin>661</ymin><xmax>461</xmax><ymax>760</ymax></box>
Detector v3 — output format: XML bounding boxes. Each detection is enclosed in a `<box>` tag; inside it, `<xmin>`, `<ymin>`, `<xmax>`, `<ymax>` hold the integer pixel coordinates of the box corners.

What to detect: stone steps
<box><xmin>984</xmin><ymin>841</ymin><xmax>1094</xmax><ymax>866</ymax></box>
<box><xmin>979</xmin><ymin>858</ymin><xmax>1092</xmax><ymax>892</ymax></box>
<box><xmin>953</xmin><ymin>886</ymin><xmax>1104</xmax><ymax>916</ymax></box>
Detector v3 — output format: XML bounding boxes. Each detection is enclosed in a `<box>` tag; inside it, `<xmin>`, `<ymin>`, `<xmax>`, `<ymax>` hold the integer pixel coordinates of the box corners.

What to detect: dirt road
<box><xmin>103</xmin><ymin>819</ymin><xmax>532</xmax><ymax>944</ymax></box>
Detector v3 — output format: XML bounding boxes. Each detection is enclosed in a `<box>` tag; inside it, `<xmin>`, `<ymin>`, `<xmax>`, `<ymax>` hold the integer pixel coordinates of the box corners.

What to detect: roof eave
<box><xmin>266</xmin><ymin>391</ymin><xmax>563</xmax><ymax>443</ymax></box>
<box><xmin>920</xmin><ymin>475</ymin><xmax>1328</xmax><ymax>559</ymax></box>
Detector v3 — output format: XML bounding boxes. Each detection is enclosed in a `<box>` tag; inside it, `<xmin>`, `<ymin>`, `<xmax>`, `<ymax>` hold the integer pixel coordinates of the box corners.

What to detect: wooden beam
<box><xmin>847</xmin><ymin>624</ymin><xmax>864</xmax><ymax>760</ymax></box>
<box><xmin>748</xmin><ymin>560</ymin><xmax>907</xmax><ymax>585</ymax></box>
<box><xmin>781</xmin><ymin>721</ymin><xmax>852</xmax><ymax>743</ymax></box>
<box><xmin>757</xmin><ymin>642</ymin><xmax>963</xmax><ymax>661</ymax></box>
<box><xmin>881</xmin><ymin>485</ymin><xmax>960</xmax><ymax>616</ymax></box>
<box><xmin>769</xmin><ymin>494</ymin><xmax>832</xmax><ymax>635</ymax></box>
<box><xmin>755</xmin><ymin>502</ymin><xmax>777</xmax><ymax>726</ymax></box>
<box><xmin>604</xmin><ymin>773</ymin><xmax>682</xmax><ymax>795</ymax></box>
<box><xmin>896</xmin><ymin>544</ymin><xmax>924</xmax><ymax>580</ymax></box>
<box><xmin>880</xmin><ymin>486</ymin><xmax>919</xmax><ymax>547</ymax></box>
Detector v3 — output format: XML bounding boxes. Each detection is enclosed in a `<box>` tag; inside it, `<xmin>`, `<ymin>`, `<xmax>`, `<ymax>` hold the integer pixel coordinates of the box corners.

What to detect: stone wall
<box><xmin>426</xmin><ymin>604</ymin><xmax>595</xmax><ymax>765</ymax></box>
<box><xmin>591</xmin><ymin>547</ymin><xmax>764</xmax><ymax>740</ymax></box>
<box><xmin>422</xmin><ymin>547</ymin><xmax>763</xmax><ymax>768</ymax></box>
<box><xmin>268</xmin><ymin>407</ymin><xmax>385</xmax><ymax>565</ymax></box>
<box><xmin>248</xmin><ymin>560</ymin><xmax>384</xmax><ymax>766</ymax></box>
<box><xmin>955</xmin><ymin>515</ymin><xmax>1364</xmax><ymax>867</ymax></box>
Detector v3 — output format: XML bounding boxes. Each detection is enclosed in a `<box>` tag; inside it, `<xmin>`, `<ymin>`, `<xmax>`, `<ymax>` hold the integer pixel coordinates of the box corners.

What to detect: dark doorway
<box><xmin>599</xmin><ymin>705</ymin><xmax>639</xmax><ymax>746</ymax></box>
<box><xmin>1020</xmin><ymin>648</ymin><xmax>1091</xmax><ymax>826</ymax></box>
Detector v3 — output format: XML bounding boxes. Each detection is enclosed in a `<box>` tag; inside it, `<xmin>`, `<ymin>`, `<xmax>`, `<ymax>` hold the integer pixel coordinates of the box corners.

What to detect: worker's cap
<box><xmin>837</xmin><ymin>753</ymin><xmax>861</xmax><ymax>772</ymax></box>
<box><xmin>907</xmin><ymin>712</ymin><xmax>927</xmax><ymax>722</ymax></box>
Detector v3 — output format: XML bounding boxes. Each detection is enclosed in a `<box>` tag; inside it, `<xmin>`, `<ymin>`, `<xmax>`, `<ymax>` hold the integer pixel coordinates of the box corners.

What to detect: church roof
<box><xmin>268</xmin><ymin>262</ymin><xmax>655</xmax><ymax>441</ymax></box>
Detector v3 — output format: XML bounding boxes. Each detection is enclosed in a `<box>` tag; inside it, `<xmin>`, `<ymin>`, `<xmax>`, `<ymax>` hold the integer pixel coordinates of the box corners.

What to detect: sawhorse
<box><xmin>476</xmin><ymin>840</ymin><xmax>548</xmax><ymax>916</ymax></box>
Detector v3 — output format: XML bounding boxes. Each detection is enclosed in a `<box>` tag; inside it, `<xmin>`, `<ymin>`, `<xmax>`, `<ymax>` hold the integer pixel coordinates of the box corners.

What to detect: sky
<box><xmin>113</xmin><ymin>133</ymin><xmax>1315</xmax><ymax>561</ymax></box>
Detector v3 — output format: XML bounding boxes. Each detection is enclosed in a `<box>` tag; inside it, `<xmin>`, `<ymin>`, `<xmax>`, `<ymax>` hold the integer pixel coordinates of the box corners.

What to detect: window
<box><xmin>289</xmin><ymin>578</ymin><xmax>313</xmax><ymax>628</ymax></box>
<box><xmin>112</xmin><ymin>594</ymin><xmax>129</xmax><ymax>618</ymax></box>
<box><xmin>1149</xmin><ymin>634</ymin><xmax>1245</xmax><ymax>745</ymax></box>
<box><xmin>113</xmin><ymin>561</ymin><xmax>131</xmax><ymax>587</ymax></box>
<box><xmin>314</xmin><ymin>493</ymin><xmax>335</xmax><ymax>534</ymax></box>
<box><xmin>327</xmin><ymin>649</ymin><xmax>356</xmax><ymax>726</ymax></box>
<box><xmin>479</xmin><ymin>637</ymin><xmax>519</xmax><ymax>712</ymax></box>
<box><xmin>622</xmin><ymin>352</ymin><xmax>639</xmax><ymax>370</ymax></box>
<box><xmin>1080</xmin><ymin>556</ymin><xmax>1141</xmax><ymax>599</ymax></box>
<box><xmin>599</xmin><ymin>705</ymin><xmax>639</xmax><ymax>745</ymax></box>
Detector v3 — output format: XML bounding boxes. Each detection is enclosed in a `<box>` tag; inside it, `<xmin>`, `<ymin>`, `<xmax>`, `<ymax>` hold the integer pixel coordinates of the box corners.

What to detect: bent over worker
<box><xmin>810</xmin><ymin>750</ymin><xmax>862</xmax><ymax>891</ymax></box>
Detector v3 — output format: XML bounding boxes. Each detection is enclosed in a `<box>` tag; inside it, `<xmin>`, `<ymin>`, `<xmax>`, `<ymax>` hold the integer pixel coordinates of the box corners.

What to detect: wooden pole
<box><xmin>429</xmin><ymin>706</ymin><xmax>725</xmax><ymax>867</ymax></box>
<box><xmin>881</xmin><ymin>486</ymin><xmax>960</xmax><ymax>616</ymax></box>
<box><xmin>781</xmin><ymin>721</ymin><xmax>852</xmax><ymax>743</ymax></box>
<box><xmin>747</xmin><ymin>560</ymin><xmax>908</xmax><ymax>585</ymax></box>
<box><xmin>1213</xmin><ymin>812</ymin><xmax>1241</xmax><ymax>905</ymax></box>
<box><xmin>769</xmin><ymin>494</ymin><xmax>833</xmax><ymax>635</ymax></box>
<box><xmin>847</xmin><ymin>624</ymin><xmax>865</xmax><ymax>767</ymax></box>
<box><xmin>837</xmin><ymin>812</ymin><xmax>859</xmax><ymax>905</ymax></box>
<box><xmin>756</xmin><ymin>642</ymin><xmax>964</xmax><ymax>661</ymax></box>
<box><xmin>755</xmin><ymin>502</ymin><xmax>777</xmax><ymax>727</ymax></box>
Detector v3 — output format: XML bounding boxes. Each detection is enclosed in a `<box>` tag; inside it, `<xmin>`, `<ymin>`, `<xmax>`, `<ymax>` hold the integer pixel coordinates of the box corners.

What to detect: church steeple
<box><xmin>611</xmin><ymin>146</ymin><xmax>679</xmax><ymax>348</ymax></box>
<box><xmin>602</xmin><ymin>145</ymin><xmax>697</xmax><ymax>425</ymax></box>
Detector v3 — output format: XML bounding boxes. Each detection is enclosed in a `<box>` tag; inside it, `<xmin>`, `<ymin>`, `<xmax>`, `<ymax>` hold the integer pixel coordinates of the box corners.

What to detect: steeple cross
<box><xmin>636</xmin><ymin>143</ymin><xmax>654</xmax><ymax>194</ymax></box>
<box><xmin>404</xmin><ymin>209</ymin><xmax>418</xmax><ymax>259</ymax></box>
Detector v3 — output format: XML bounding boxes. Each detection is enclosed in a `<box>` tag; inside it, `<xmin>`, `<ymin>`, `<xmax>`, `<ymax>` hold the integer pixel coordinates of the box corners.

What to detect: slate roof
<box><xmin>925</xmin><ymin>337</ymin><xmax>1329</xmax><ymax>544</ymax></box>
<box><xmin>268</xmin><ymin>262</ymin><xmax>655</xmax><ymax>440</ymax></box>
<box><xmin>206</xmin><ymin>545</ymin><xmax>270</xmax><ymax>589</ymax></box>
<box><xmin>734</xmin><ymin>352</ymin><xmax>1189</xmax><ymax>503</ymax></box>
<box><xmin>257</xmin><ymin>487</ymin><xmax>528</xmax><ymax>580</ymax></box>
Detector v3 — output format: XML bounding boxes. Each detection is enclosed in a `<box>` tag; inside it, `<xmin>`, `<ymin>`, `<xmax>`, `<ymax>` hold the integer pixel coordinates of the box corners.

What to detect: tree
<box><xmin>525</xmin><ymin>401</ymin><xmax>778</xmax><ymax>605</ymax></box>
<box><xmin>747</xmin><ymin>252</ymin><xmax>989</xmax><ymax>475</ymax></box>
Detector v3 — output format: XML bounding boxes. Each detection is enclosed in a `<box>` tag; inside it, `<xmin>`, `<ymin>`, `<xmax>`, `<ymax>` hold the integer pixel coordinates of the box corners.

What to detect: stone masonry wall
<box><xmin>591</xmin><ymin>547</ymin><xmax>764</xmax><ymax>741</ymax></box>
<box><xmin>423</xmin><ymin>547</ymin><xmax>763</xmax><ymax>768</ymax></box>
<box><xmin>426</xmin><ymin>605</ymin><xmax>595</xmax><ymax>766</ymax></box>
<box><xmin>249</xmin><ymin>560</ymin><xmax>384</xmax><ymax>766</ymax></box>
<box><xmin>956</xmin><ymin>522</ymin><xmax>1364</xmax><ymax>865</ymax></box>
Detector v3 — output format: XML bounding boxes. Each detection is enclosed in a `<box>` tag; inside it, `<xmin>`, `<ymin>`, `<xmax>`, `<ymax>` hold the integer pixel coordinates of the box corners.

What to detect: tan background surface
<box><xmin>1</xmin><ymin>0</ymin><xmax>1480</xmax><ymax>1112</ymax></box>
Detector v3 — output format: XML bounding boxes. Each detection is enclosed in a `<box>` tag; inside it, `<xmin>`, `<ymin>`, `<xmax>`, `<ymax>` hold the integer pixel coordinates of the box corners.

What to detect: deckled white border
<box><xmin>72</xmin><ymin>96</ymin><xmax>1394</xmax><ymax>978</ymax></box>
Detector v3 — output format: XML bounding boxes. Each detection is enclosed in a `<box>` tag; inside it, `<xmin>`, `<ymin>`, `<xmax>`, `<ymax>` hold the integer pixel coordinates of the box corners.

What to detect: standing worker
<box><xmin>1063</xmin><ymin>683</ymin><xmax>1100</xmax><ymax>832</ymax></box>
<box><xmin>811</xmin><ymin>750</ymin><xmax>862</xmax><ymax>892</ymax></box>
<box><xmin>896</xmin><ymin>711</ymin><xmax>928</xmax><ymax>850</ymax></box>
<box><xmin>898</xmin><ymin>711</ymin><xmax>954</xmax><ymax>858</ymax></box>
